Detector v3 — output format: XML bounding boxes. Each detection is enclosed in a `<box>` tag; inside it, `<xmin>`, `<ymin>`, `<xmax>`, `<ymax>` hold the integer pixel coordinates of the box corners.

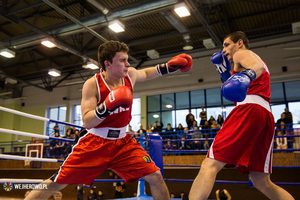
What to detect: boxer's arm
<box><xmin>233</xmin><ymin>50</ymin><xmax>264</xmax><ymax>77</ymax></box>
<box><xmin>81</xmin><ymin>78</ymin><xmax>104</xmax><ymax>129</ymax></box>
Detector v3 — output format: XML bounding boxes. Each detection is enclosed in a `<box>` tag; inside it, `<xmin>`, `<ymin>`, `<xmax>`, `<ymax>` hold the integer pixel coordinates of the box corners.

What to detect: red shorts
<box><xmin>52</xmin><ymin>133</ymin><xmax>159</xmax><ymax>185</ymax></box>
<box><xmin>207</xmin><ymin>103</ymin><xmax>275</xmax><ymax>174</ymax></box>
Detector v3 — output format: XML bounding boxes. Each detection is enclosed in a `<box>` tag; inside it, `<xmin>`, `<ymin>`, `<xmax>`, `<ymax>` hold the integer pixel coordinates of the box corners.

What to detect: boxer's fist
<box><xmin>95</xmin><ymin>86</ymin><xmax>133</xmax><ymax>120</ymax></box>
<box><xmin>211</xmin><ymin>51</ymin><xmax>231</xmax><ymax>82</ymax></box>
<box><xmin>156</xmin><ymin>54</ymin><xmax>193</xmax><ymax>76</ymax></box>
<box><xmin>221</xmin><ymin>69</ymin><xmax>256</xmax><ymax>102</ymax></box>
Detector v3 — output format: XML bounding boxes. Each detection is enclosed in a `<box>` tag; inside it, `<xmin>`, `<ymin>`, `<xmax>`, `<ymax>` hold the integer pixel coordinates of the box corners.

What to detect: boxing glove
<box><xmin>156</xmin><ymin>54</ymin><xmax>193</xmax><ymax>76</ymax></box>
<box><xmin>95</xmin><ymin>86</ymin><xmax>133</xmax><ymax>120</ymax></box>
<box><xmin>221</xmin><ymin>69</ymin><xmax>256</xmax><ymax>102</ymax></box>
<box><xmin>211</xmin><ymin>51</ymin><xmax>232</xmax><ymax>83</ymax></box>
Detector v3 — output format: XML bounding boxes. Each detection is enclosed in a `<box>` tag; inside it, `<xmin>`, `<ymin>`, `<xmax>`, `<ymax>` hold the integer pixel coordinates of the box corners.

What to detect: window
<box><xmin>73</xmin><ymin>104</ymin><xmax>83</xmax><ymax>126</ymax></box>
<box><xmin>130</xmin><ymin>98</ymin><xmax>141</xmax><ymax>132</ymax></box>
<box><xmin>48</xmin><ymin>106</ymin><xmax>66</xmax><ymax>136</ymax></box>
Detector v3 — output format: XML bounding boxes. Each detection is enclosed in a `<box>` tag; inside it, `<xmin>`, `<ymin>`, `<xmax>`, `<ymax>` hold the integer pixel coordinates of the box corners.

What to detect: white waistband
<box><xmin>236</xmin><ymin>95</ymin><xmax>271</xmax><ymax>112</ymax></box>
<box><xmin>87</xmin><ymin>126</ymin><xmax>127</xmax><ymax>139</ymax></box>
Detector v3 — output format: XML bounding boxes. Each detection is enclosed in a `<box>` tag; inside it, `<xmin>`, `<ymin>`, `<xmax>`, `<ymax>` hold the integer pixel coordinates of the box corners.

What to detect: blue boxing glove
<box><xmin>221</xmin><ymin>69</ymin><xmax>256</xmax><ymax>102</ymax></box>
<box><xmin>211</xmin><ymin>51</ymin><xmax>232</xmax><ymax>83</ymax></box>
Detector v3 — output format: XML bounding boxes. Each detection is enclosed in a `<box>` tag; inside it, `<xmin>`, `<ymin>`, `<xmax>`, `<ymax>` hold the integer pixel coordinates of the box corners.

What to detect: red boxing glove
<box><xmin>156</xmin><ymin>54</ymin><xmax>193</xmax><ymax>75</ymax></box>
<box><xmin>95</xmin><ymin>86</ymin><xmax>133</xmax><ymax>120</ymax></box>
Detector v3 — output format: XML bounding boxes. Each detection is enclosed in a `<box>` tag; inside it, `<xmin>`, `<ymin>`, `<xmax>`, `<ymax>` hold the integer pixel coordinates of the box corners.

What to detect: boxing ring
<box><xmin>0</xmin><ymin>105</ymin><xmax>299</xmax><ymax>200</ymax></box>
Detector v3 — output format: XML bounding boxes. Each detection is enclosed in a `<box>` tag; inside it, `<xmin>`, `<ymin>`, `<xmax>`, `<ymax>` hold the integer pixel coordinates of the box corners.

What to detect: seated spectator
<box><xmin>165</xmin><ymin>138</ymin><xmax>174</xmax><ymax>151</ymax></box>
<box><xmin>52</xmin><ymin>191</ymin><xmax>63</xmax><ymax>200</ymax></box>
<box><xmin>97</xmin><ymin>190</ymin><xmax>105</xmax><ymax>200</ymax></box>
<box><xmin>164</xmin><ymin>123</ymin><xmax>174</xmax><ymax>139</ymax></box>
<box><xmin>217</xmin><ymin>114</ymin><xmax>224</xmax><ymax>127</ymax></box>
<box><xmin>179</xmin><ymin>128</ymin><xmax>191</xmax><ymax>150</ymax></box>
<box><xmin>211</xmin><ymin>120</ymin><xmax>220</xmax><ymax>137</ymax></box>
<box><xmin>147</xmin><ymin>124</ymin><xmax>153</xmax><ymax>133</ymax></box>
<box><xmin>126</xmin><ymin>125</ymin><xmax>135</xmax><ymax>135</ymax></box>
<box><xmin>62</xmin><ymin>129</ymin><xmax>73</xmax><ymax>155</ymax></box>
<box><xmin>50</xmin><ymin>131</ymin><xmax>62</xmax><ymax>157</ymax></box>
<box><xmin>87</xmin><ymin>189</ymin><xmax>97</xmax><ymax>200</ymax></box>
<box><xmin>190</xmin><ymin>120</ymin><xmax>198</xmax><ymax>130</ymax></box>
<box><xmin>276</xmin><ymin>130</ymin><xmax>287</xmax><ymax>150</ymax></box>
<box><xmin>192</xmin><ymin>126</ymin><xmax>202</xmax><ymax>150</ymax></box>
<box><xmin>208</xmin><ymin>116</ymin><xmax>216</xmax><ymax>126</ymax></box>
<box><xmin>137</xmin><ymin>124</ymin><xmax>146</xmax><ymax>136</ymax></box>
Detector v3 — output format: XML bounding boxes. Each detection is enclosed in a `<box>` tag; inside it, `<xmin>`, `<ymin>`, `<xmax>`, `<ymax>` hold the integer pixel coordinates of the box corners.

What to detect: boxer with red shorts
<box><xmin>25</xmin><ymin>41</ymin><xmax>193</xmax><ymax>200</ymax></box>
<box><xmin>189</xmin><ymin>31</ymin><xmax>294</xmax><ymax>200</ymax></box>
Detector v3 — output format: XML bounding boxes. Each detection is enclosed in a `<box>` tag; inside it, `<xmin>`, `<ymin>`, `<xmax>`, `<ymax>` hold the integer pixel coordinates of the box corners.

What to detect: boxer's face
<box><xmin>107</xmin><ymin>51</ymin><xmax>130</xmax><ymax>77</ymax></box>
<box><xmin>222</xmin><ymin>37</ymin><xmax>240</xmax><ymax>62</ymax></box>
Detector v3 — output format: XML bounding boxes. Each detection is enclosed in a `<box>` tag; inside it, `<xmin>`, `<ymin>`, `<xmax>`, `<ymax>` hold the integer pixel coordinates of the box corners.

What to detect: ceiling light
<box><xmin>0</xmin><ymin>48</ymin><xmax>15</xmax><ymax>58</ymax></box>
<box><xmin>153</xmin><ymin>114</ymin><xmax>159</xmax><ymax>118</ymax></box>
<box><xmin>48</xmin><ymin>69</ymin><xmax>61</xmax><ymax>77</ymax></box>
<box><xmin>174</xmin><ymin>3</ymin><xmax>190</xmax><ymax>18</ymax></box>
<box><xmin>147</xmin><ymin>49</ymin><xmax>160</xmax><ymax>59</ymax></box>
<box><xmin>183</xmin><ymin>34</ymin><xmax>193</xmax><ymax>50</ymax></box>
<box><xmin>82</xmin><ymin>62</ymin><xmax>99</xmax><ymax>69</ymax></box>
<box><xmin>41</xmin><ymin>40</ymin><xmax>57</xmax><ymax>48</ymax></box>
<box><xmin>284</xmin><ymin>56</ymin><xmax>300</xmax><ymax>61</ymax></box>
<box><xmin>108</xmin><ymin>20</ymin><xmax>125</xmax><ymax>33</ymax></box>
<box><xmin>203</xmin><ymin>38</ymin><xmax>216</xmax><ymax>49</ymax></box>
<box><xmin>166</xmin><ymin>104</ymin><xmax>173</xmax><ymax>108</ymax></box>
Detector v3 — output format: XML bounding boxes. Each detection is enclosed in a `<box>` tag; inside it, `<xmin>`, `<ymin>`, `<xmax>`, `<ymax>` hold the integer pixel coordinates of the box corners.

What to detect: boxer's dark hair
<box><xmin>98</xmin><ymin>40</ymin><xmax>129</xmax><ymax>71</ymax></box>
<box><xmin>224</xmin><ymin>31</ymin><xmax>250</xmax><ymax>49</ymax></box>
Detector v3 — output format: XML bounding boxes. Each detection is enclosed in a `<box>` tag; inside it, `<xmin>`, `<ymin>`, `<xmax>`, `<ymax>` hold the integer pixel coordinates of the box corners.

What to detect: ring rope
<box><xmin>0</xmin><ymin>106</ymin><xmax>84</xmax><ymax>129</ymax></box>
<box><xmin>0</xmin><ymin>128</ymin><xmax>74</xmax><ymax>142</ymax></box>
<box><xmin>0</xmin><ymin>154</ymin><xmax>64</xmax><ymax>162</ymax></box>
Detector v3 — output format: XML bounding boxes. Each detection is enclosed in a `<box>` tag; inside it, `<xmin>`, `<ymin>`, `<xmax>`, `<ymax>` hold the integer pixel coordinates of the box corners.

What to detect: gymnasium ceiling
<box><xmin>0</xmin><ymin>0</ymin><xmax>300</xmax><ymax>99</ymax></box>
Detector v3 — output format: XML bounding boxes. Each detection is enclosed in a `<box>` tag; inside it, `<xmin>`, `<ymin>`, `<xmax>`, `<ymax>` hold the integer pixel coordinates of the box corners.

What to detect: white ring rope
<box><xmin>0</xmin><ymin>128</ymin><xmax>74</xmax><ymax>142</ymax></box>
<box><xmin>0</xmin><ymin>106</ymin><xmax>84</xmax><ymax>129</ymax></box>
<box><xmin>0</xmin><ymin>154</ymin><xmax>62</xmax><ymax>162</ymax></box>
<box><xmin>0</xmin><ymin>128</ymin><xmax>50</xmax><ymax>139</ymax></box>
<box><xmin>0</xmin><ymin>179</ymin><xmax>44</xmax><ymax>183</ymax></box>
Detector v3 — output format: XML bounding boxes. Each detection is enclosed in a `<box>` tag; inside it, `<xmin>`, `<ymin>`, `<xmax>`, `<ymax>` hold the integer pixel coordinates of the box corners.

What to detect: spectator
<box><xmin>199</xmin><ymin>106</ymin><xmax>207</xmax><ymax>128</ymax></box>
<box><xmin>165</xmin><ymin>138</ymin><xmax>174</xmax><ymax>151</ymax></box>
<box><xmin>217</xmin><ymin>114</ymin><xmax>224</xmax><ymax>127</ymax></box>
<box><xmin>283</xmin><ymin>107</ymin><xmax>294</xmax><ymax>141</ymax></box>
<box><xmin>170</xmin><ymin>193</ymin><xmax>176</xmax><ymax>198</ymax></box>
<box><xmin>152</xmin><ymin>120</ymin><xmax>164</xmax><ymax>133</ymax></box>
<box><xmin>208</xmin><ymin>116</ymin><xmax>216</xmax><ymax>126</ymax></box>
<box><xmin>164</xmin><ymin>123</ymin><xmax>174</xmax><ymax>139</ymax></box>
<box><xmin>126</xmin><ymin>125</ymin><xmax>135</xmax><ymax>134</ymax></box>
<box><xmin>190</xmin><ymin>120</ymin><xmax>198</xmax><ymax>130</ymax></box>
<box><xmin>186</xmin><ymin>109</ymin><xmax>195</xmax><ymax>129</ymax></box>
<box><xmin>276</xmin><ymin>129</ymin><xmax>288</xmax><ymax>150</ymax></box>
<box><xmin>53</xmin><ymin>123</ymin><xmax>60</xmax><ymax>134</ymax></box>
<box><xmin>75</xmin><ymin>184</ymin><xmax>84</xmax><ymax>200</ymax></box>
<box><xmin>181</xmin><ymin>192</ymin><xmax>189</xmax><ymax>200</ymax></box>
<box><xmin>216</xmin><ymin>189</ymin><xmax>231</xmax><ymax>200</ymax></box>
<box><xmin>147</xmin><ymin>124</ymin><xmax>153</xmax><ymax>133</ymax></box>
<box><xmin>276</xmin><ymin>113</ymin><xmax>287</xmax><ymax>126</ymax></box>
<box><xmin>62</xmin><ymin>129</ymin><xmax>73</xmax><ymax>155</ymax></box>
<box><xmin>49</xmin><ymin>131</ymin><xmax>62</xmax><ymax>157</ymax></box>
<box><xmin>192</xmin><ymin>126</ymin><xmax>202</xmax><ymax>150</ymax></box>
<box><xmin>97</xmin><ymin>190</ymin><xmax>105</xmax><ymax>200</ymax></box>
<box><xmin>52</xmin><ymin>191</ymin><xmax>63</xmax><ymax>200</ymax></box>
<box><xmin>137</xmin><ymin>124</ymin><xmax>146</xmax><ymax>136</ymax></box>
<box><xmin>87</xmin><ymin>189</ymin><xmax>97</xmax><ymax>200</ymax></box>
<box><xmin>283</xmin><ymin>107</ymin><xmax>293</xmax><ymax>126</ymax></box>
<box><xmin>276</xmin><ymin>121</ymin><xmax>292</xmax><ymax>148</ymax></box>
<box><xmin>201</xmin><ymin>121</ymin><xmax>211</xmax><ymax>150</ymax></box>
<box><xmin>179</xmin><ymin>128</ymin><xmax>191</xmax><ymax>150</ymax></box>
<box><xmin>114</xmin><ymin>181</ymin><xmax>125</xmax><ymax>199</ymax></box>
